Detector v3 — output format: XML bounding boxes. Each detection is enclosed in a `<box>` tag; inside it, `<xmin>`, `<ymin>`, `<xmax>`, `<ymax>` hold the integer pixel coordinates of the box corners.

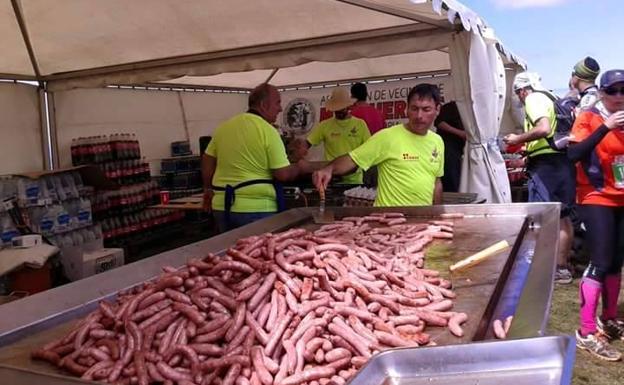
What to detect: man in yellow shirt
<box><xmin>313</xmin><ymin>84</ymin><xmax>444</xmax><ymax>206</ymax></box>
<box><xmin>503</xmin><ymin>72</ymin><xmax>575</xmax><ymax>284</ymax></box>
<box><xmin>202</xmin><ymin>83</ymin><xmax>310</xmax><ymax>231</ymax></box>
<box><xmin>291</xmin><ymin>88</ymin><xmax>370</xmax><ymax>184</ymax></box>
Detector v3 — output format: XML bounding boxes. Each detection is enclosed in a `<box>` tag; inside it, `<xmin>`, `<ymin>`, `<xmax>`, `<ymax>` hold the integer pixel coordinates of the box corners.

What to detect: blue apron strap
<box><xmin>273</xmin><ymin>182</ymin><xmax>286</xmax><ymax>212</ymax></box>
<box><xmin>223</xmin><ymin>184</ymin><xmax>235</xmax><ymax>227</ymax></box>
<box><xmin>214</xmin><ymin>179</ymin><xmax>282</xmax><ymax>227</ymax></box>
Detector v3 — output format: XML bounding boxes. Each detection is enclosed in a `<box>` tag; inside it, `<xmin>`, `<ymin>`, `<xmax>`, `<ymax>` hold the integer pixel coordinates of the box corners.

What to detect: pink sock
<box><xmin>602</xmin><ymin>274</ymin><xmax>622</xmax><ymax>321</ymax></box>
<box><xmin>580</xmin><ymin>277</ymin><xmax>602</xmax><ymax>336</ymax></box>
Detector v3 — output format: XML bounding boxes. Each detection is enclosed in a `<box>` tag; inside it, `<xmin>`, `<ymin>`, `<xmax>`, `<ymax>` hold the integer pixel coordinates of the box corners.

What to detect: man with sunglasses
<box><xmin>568</xmin><ymin>70</ymin><xmax>624</xmax><ymax>361</ymax></box>
<box><xmin>504</xmin><ymin>72</ymin><xmax>576</xmax><ymax>285</ymax></box>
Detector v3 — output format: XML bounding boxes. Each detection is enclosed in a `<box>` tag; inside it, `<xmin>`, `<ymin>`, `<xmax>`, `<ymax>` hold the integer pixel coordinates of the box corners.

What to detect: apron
<box><xmin>212</xmin><ymin>179</ymin><xmax>286</xmax><ymax>227</ymax></box>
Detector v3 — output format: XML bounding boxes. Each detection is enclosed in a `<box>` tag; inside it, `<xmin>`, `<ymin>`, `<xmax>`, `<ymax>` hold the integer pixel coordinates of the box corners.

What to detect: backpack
<box><xmin>527</xmin><ymin>91</ymin><xmax>579</xmax><ymax>151</ymax></box>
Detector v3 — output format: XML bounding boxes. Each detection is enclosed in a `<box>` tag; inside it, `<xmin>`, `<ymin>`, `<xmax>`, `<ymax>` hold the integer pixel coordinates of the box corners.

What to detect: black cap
<box><xmin>600</xmin><ymin>69</ymin><xmax>624</xmax><ymax>89</ymax></box>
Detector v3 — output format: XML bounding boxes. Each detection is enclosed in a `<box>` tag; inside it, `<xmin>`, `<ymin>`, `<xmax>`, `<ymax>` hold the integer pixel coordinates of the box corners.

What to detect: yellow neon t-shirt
<box><xmin>524</xmin><ymin>92</ymin><xmax>558</xmax><ymax>157</ymax></box>
<box><xmin>349</xmin><ymin>124</ymin><xmax>444</xmax><ymax>206</ymax></box>
<box><xmin>206</xmin><ymin>112</ymin><xmax>290</xmax><ymax>213</ymax></box>
<box><xmin>307</xmin><ymin>116</ymin><xmax>371</xmax><ymax>184</ymax></box>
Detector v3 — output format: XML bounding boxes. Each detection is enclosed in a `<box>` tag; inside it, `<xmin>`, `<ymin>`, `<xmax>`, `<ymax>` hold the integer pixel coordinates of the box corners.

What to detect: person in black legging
<box><xmin>568</xmin><ymin>69</ymin><xmax>624</xmax><ymax>361</ymax></box>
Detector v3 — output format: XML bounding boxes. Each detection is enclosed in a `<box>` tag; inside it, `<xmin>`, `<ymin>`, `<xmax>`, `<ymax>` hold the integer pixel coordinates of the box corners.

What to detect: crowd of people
<box><xmin>200</xmin><ymin>58</ymin><xmax>624</xmax><ymax>361</ymax></box>
<box><xmin>504</xmin><ymin>58</ymin><xmax>624</xmax><ymax>361</ymax></box>
<box><xmin>202</xmin><ymin>81</ymin><xmax>446</xmax><ymax>234</ymax></box>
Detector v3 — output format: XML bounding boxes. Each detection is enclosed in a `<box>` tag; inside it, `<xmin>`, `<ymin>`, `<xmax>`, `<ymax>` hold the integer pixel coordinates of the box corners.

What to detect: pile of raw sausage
<box><xmin>32</xmin><ymin>213</ymin><xmax>467</xmax><ymax>385</ymax></box>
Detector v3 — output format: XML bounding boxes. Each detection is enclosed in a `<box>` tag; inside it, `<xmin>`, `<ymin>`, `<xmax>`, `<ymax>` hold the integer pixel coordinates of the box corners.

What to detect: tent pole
<box><xmin>176</xmin><ymin>92</ymin><xmax>191</xmax><ymax>143</ymax></box>
<box><xmin>37</xmin><ymin>87</ymin><xmax>51</xmax><ymax>170</ymax></box>
<box><xmin>265</xmin><ymin>69</ymin><xmax>279</xmax><ymax>84</ymax></box>
<box><xmin>37</xmin><ymin>84</ymin><xmax>58</xmax><ymax>170</ymax></box>
<box><xmin>11</xmin><ymin>0</ymin><xmax>42</xmax><ymax>79</ymax></box>
<box><xmin>46</xmin><ymin>88</ymin><xmax>60</xmax><ymax>169</ymax></box>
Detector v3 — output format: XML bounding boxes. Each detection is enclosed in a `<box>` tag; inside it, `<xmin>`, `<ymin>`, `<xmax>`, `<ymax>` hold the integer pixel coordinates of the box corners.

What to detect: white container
<box><xmin>60</xmin><ymin>246</ymin><xmax>124</xmax><ymax>281</ymax></box>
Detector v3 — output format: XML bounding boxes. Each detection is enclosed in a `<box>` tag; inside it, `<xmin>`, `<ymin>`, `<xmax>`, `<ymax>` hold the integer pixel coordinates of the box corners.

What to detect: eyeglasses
<box><xmin>604</xmin><ymin>87</ymin><xmax>624</xmax><ymax>96</ymax></box>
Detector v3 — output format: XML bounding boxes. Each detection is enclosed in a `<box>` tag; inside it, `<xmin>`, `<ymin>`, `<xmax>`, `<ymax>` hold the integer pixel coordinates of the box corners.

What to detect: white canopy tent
<box><xmin>0</xmin><ymin>0</ymin><xmax>525</xmax><ymax>203</ymax></box>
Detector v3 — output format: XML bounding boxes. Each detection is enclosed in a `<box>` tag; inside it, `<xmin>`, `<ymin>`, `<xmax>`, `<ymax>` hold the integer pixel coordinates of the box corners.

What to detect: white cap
<box><xmin>513</xmin><ymin>72</ymin><xmax>544</xmax><ymax>92</ymax></box>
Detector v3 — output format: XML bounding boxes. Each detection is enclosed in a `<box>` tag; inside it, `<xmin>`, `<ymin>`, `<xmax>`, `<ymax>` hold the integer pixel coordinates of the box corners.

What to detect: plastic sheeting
<box><xmin>452</xmin><ymin>32</ymin><xmax>511</xmax><ymax>203</ymax></box>
<box><xmin>0</xmin><ymin>1</ymin><xmax>524</xmax><ymax>90</ymax></box>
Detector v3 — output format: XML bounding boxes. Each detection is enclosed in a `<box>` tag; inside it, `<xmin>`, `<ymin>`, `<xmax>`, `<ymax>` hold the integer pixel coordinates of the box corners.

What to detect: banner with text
<box><xmin>279</xmin><ymin>76</ymin><xmax>454</xmax><ymax>137</ymax></box>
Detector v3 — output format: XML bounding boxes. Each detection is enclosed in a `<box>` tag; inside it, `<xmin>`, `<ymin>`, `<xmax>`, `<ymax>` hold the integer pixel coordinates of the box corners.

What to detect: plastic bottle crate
<box><xmin>172</xmin><ymin>171</ymin><xmax>202</xmax><ymax>190</ymax></box>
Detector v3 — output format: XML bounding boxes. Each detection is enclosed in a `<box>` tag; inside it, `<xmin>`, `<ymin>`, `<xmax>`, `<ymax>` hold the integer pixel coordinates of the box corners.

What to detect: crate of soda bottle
<box><xmin>71</xmin><ymin>133</ymin><xmax>141</xmax><ymax>166</ymax></box>
<box><xmin>160</xmin><ymin>156</ymin><xmax>200</xmax><ymax>174</ymax></box>
<box><xmin>171</xmin><ymin>141</ymin><xmax>192</xmax><ymax>157</ymax></box>
<box><xmin>172</xmin><ymin>171</ymin><xmax>202</xmax><ymax>190</ymax></box>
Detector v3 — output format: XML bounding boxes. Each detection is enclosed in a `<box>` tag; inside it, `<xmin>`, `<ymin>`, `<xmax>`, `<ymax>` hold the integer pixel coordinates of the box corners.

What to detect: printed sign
<box><xmin>282</xmin><ymin>98</ymin><xmax>316</xmax><ymax>135</ymax></box>
<box><xmin>279</xmin><ymin>76</ymin><xmax>453</xmax><ymax>131</ymax></box>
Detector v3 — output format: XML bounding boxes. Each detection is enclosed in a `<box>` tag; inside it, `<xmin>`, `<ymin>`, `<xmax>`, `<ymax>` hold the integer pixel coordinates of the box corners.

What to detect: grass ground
<box><xmin>548</xmin><ymin>279</ymin><xmax>624</xmax><ymax>384</ymax></box>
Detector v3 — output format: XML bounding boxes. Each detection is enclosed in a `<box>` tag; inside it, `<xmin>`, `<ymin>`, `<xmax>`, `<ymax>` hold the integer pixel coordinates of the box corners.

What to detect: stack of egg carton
<box><xmin>343</xmin><ymin>186</ymin><xmax>376</xmax><ymax>207</ymax></box>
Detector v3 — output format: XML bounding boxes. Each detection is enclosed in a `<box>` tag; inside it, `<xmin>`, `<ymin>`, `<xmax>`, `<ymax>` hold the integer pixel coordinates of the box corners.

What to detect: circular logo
<box><xmin>283</xmin><ymin>98</ymin><xmax>315</xmax><ymax>135</ymax></box>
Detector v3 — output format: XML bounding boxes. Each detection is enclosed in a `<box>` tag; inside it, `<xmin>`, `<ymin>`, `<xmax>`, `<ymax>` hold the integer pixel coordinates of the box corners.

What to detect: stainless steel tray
<box><xmin>349</xmin><ymin>336</ymin><xmax>575</xmax><ymax>385</ymax></box>
<box><xmin>0</xmin><ymin>203</ymin><xmax>564</xmax><ymax>384</ymax></box>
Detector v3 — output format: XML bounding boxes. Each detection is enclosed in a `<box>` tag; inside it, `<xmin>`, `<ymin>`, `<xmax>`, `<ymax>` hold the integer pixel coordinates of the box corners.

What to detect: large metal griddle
<box><xmin>0</xmin><ymin>203</ymin><xmax>564</xmax><ymax>384</ymax></box>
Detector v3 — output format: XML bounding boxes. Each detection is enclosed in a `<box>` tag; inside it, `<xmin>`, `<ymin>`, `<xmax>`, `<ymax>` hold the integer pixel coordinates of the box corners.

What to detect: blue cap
<box><xmin>600</xmin><ymin>69</ymin><xmax>624</xmax><ymax>89</ymax></box>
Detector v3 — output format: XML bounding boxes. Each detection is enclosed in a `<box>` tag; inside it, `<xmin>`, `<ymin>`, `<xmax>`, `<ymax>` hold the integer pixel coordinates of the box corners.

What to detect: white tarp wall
<box><xmin>52</xmin><ymin>77</ymin><xmax>456</xmax><ymax>167</ymax></box>
<box><xmin>53</xmin><ymin>88</ymin><xmax>247</xmax><ymax>168</ymax></box>
<box><xmin>0</xmin><ymin>82</ymin><xmax>44</xmax><ymax>174</ymax></box>
<box><xmin>451</xmin><ymin>31</ymin><xmax>511</xmax><ymax>203</ymax></box>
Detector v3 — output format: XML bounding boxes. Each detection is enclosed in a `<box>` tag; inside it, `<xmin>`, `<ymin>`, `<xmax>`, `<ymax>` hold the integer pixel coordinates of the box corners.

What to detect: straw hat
<box><xmin>325</xmin><ymin>88</ymin><xmax>356</xmax><ymax>112</ymax></box>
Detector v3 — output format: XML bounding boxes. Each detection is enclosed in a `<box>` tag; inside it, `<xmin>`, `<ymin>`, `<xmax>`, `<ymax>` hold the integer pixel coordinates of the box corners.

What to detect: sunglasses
<box><xmin>604</xmin><ymin>87</ymin><xmax>624</xmax><ymax>96</ymax></box>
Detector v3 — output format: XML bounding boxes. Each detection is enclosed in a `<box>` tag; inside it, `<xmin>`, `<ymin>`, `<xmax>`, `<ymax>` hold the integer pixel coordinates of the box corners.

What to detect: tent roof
<box><xmin>2</xmin><ymin>0</ymin><xmax>524</xmax><ymax>90</ymax></box>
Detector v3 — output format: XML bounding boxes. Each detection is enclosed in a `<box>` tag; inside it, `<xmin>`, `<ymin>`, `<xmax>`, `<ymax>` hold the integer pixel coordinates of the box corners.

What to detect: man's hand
<box><xmin>503</xmin><ymin>133</ymin><xmax>523</xmax><ymax>146</ymax></box>
<box><xmin>604</xmin><ymin>111</ymin><xmax>624</xmax><ymax>130</ymax></box>
<box><xmin>202</xmin><ymin>189</ymin><xmax>214</xmax><ymax>212</ymax></box>
<box><xmin>312</xmin><ymin>166</ymin><xmax>333</xmax><ymax>194</ymax></box>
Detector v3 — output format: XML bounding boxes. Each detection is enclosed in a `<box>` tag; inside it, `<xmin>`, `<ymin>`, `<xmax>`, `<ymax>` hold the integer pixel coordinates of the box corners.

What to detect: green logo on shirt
<box><xmin>430</xmin><ymin>148</ymin><xmax>440</xmax><ymax>163</ymax></box>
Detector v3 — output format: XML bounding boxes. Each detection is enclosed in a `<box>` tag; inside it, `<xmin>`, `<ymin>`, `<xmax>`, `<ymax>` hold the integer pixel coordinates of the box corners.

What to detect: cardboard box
<box><xmin>61</xmin><ymin>246</ymin><xmax>124</xmax><ymax>281</ymax></box>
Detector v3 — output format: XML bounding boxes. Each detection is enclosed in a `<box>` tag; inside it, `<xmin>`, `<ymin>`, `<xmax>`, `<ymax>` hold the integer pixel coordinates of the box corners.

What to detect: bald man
<box><xmin>202</xmin><ymin>83</ymin><xmax>311</xmax><ymax>231</ymax></box>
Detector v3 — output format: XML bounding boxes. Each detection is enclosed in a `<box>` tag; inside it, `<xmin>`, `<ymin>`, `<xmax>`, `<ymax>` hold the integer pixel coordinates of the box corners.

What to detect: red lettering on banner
<box><xmin>381</xmin><ymin>102</ymin><xmax>393</xmax><ymax>120</ymax></box>
<box><xmin>394</xmin><ymin>101</ymin><xmax>407</xmax><ymax>119</ymax></box>
<box><xmin>319</xmin><ymin>108</ymin><xmax>333</xmax><ymax>121</ymax></box>
<box><xmin>321</xmin><ymin>101</ymin><xmax>408</xmax><ymax>122</ymax></box>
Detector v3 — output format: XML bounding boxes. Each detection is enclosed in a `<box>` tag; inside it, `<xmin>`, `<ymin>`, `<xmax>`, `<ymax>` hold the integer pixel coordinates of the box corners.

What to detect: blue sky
<box><xmin>460</xmin><ymin>0</ymin><xmax>623</xmax><ymax>93</ymax></box>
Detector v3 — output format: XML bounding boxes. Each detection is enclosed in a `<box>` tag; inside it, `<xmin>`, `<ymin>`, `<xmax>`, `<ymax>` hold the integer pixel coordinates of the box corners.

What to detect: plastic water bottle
<box><xmin>60</xmin><ymin>234</ymin><xmax>74</xmax><ymax>248</ymax></box>
<box><xmin>93</xmin><ymin>224</ymin><xmax>103</xmax><ymax>240</ymax></box>
<box><xmin>72</xmin><ymin>231</ymin><xmax>84</xmax><ymax>248</ymax></box>
<box><xmin>39</xmin><ymin>206</ymin><xmax>55</xmax><ymax>235</ymax></box>
<box><xmin>82</xmin><ymin>227</ymin><xmax>96</xmax><ymax>243</ymax></box>
<box><xmin>63</xmin><ymin>173</ymin><xmax>79</xmax><ymax>200</ymax></box>
<box><xmin>16</xmin><ymin>178</ymin><xmax>40</xmax><ymax>206</ymax></box>
<box><xmin>52</xmin><ymin>176</ymin><xmax>67</xmax><ymax>201</ymax></box>
<box><xmin>53</xmin><ymin>204</ymin><xmax>71</xmax><ymax>234</ymax></box>
<box><xmin>1</xmin><ymin>178</ymin><xmax>16</xmax><ymax>202</ymax></box>
<box><xmin>43</xmin><ymin>176</ymin><xmax>58</xmax><ymax>202</ymax></box>
<box><xmin>78</xmin><ymin>198</ymin><xmax>93</xmax><ymax>227</ymax></box>
<box><xmin>72</xmin><ymin>172</ymin><xmax>84</xmax><ymax>194</ymax></box>
<box><xmin>0</xmin><ymin>213</ymin><xmax>19</xmax><ymax>245</ymax></box>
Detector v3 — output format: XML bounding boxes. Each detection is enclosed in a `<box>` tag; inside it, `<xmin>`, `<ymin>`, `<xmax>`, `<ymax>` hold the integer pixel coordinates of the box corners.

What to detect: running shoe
<box><xmin>597</xmin><ymin>317</ymin><xmax>624</xmax><ymax>341</ymax></box>
<box><xmin>554</xmin><ymin>267</ymin><xmax>573</xmax><ymax>284</ymax></box>
<box><xmin>575</xmin><ymin>330</ymin><xmax>622</xmax><ymax>361</ymax></box>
